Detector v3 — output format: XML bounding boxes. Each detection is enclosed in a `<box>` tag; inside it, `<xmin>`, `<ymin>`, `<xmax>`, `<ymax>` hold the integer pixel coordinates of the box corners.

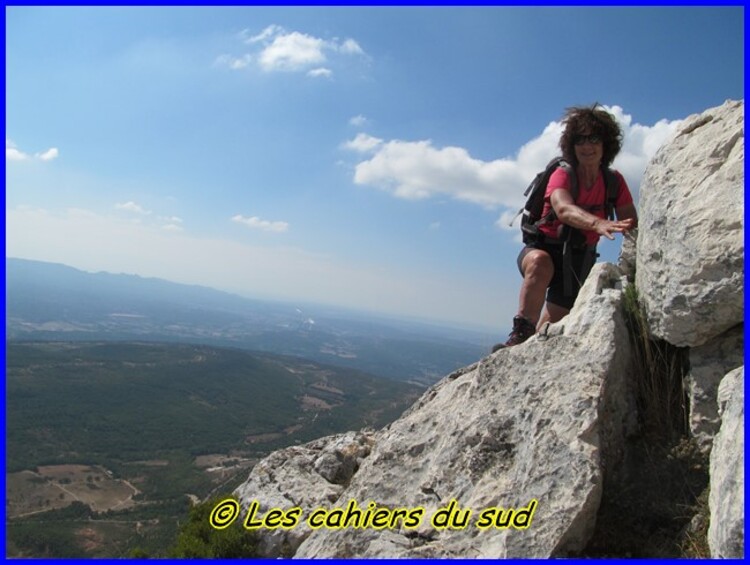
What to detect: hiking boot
<box><xmin>491</xmin><ymin>316</ymin><xmax>536</xmax><ymax>352</ymax></box>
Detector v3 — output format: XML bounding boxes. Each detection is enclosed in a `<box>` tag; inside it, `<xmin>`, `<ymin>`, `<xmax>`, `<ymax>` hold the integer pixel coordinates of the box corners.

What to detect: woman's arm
<box><xmin>550</xmin><ymin>189</ymin><xmax>636</xmax><ymax>240</ymax></box>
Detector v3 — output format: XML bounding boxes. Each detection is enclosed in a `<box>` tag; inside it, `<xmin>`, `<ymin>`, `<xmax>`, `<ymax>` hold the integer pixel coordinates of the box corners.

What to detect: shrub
<box><xmin>169</xmin><ymin>497</ymin><xmax>260</xmax><ymax>558</ymax></box>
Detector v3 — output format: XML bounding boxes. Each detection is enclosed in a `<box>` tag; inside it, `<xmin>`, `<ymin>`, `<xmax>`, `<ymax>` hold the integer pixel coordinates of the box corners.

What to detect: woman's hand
<box><xmin>592</xmin><ymin>217</ymin><xmax>636</xmax><ymax>240</ymax></box>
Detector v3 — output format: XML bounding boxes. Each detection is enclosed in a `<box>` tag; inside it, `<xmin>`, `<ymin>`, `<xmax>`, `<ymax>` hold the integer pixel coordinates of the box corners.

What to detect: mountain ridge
<box><xmin>6</xmin><ymin>257</ymin><xmax>489</xmax><ymax>384</ymax></box>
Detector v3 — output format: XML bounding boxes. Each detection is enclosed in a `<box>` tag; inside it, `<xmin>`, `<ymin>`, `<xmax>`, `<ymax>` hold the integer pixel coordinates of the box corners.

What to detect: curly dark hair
<box><xmin>559</xmin><ymin>104</ymin><xmax>623</xmax><ymax>168</ymax></box>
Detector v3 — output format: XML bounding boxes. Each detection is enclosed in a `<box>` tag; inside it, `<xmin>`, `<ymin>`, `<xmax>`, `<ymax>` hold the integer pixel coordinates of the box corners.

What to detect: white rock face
<box><xmin>635</xmin><ymin>100</ymin><xmax>744</xmax><ymax>348</ymax></box>
<box><xmin>233</xmin><ymin>430</ymin><xmax>375</xmax><ymax>557</ymax></box>
<box><xmin>289</xmin><ymin>264</ymin><xmax>636</xmax><ymax>558</ymax></box>
<box><xmin>686</xmin><ymin>325</ymin><xmax>744</xmax><ymax>451</ymax></box>
<box><xmin>708</xmin><ymin>367</ymin><xmax>744</xmax><ymax>558</ymax></box>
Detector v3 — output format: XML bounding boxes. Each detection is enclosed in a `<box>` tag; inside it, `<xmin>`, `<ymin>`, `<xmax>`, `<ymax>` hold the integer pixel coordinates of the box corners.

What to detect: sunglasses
<box><xmin>574</xmin><ymin>134</ymin><xmax>602</xmax><ymax>146</ymax></box>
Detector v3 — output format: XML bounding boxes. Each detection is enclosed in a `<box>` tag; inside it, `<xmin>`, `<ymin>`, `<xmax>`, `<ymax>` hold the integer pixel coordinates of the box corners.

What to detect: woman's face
<box><xmin>573</xmin><ymin>131</ymin><xmax>604</xmax><ymax>168</ymax></box>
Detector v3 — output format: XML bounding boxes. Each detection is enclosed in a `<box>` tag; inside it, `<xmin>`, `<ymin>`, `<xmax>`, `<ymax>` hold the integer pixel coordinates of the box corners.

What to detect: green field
<box><xmin>6</xmin><ymin>341</ymin><xmax>423</xmax><ymax>557</ymax></box>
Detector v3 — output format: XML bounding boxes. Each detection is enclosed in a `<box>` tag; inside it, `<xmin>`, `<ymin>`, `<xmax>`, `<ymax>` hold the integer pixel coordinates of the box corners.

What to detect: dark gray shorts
<box><xmin>517</xmin><ymin>243</ymin><xmax>597</xmax><ymax>310</ymax></box>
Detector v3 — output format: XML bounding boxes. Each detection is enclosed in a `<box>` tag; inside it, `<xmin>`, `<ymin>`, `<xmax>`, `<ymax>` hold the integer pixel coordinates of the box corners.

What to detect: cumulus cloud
<box><xmin>232</xmin><ymin>214</ymin><xmax>289</xmax><ymax>233</ymax></box>
<box><xmin>353</xmin><ymin>139</ymin><xmax>523</xmax><ymax>206</ymax></box>
<box><xmin>214</xmin><ymin>53</ymin><xmax>253</xmax><ymax>70</ymax></box>
<box><xmin>342</xmin><ymin>133</ymin><xmax>383</xmax><ymax>153</ymax></box>
<box><xmin>6</xmin><ymin>140</ymin><xmax>28</xmax><ymax>161</ymax></box>
<box><xmin>116</xmin><ymin>201</ymin><xmax>151</xmax><ymax>215</ymax></box>
<box><xmin>7</xmin><ymin>139</ymin><xmax>59</xmax><ymax>162</ymax></box>
<box><xmin>224</xmin><ymin>25</ymin><xmax>367</xmax><ymax>76</ymax></box>
<box><xmin>259</xmin><ymin>31</ymin><xmax>326</xmax><ymax>71</ymax></box>
<box><xmin>345</xmin><ymin>106</ymin><xmax>682</xmax><ymax>226</ymax></box>
<box><xmin>243</xmin><ymin>25</ymin><xmax>285</xmax><ymax>44</ymax></box>
<box><xmin>307</xmin><ymin>67</ymin><xmax>333</xmax><ymax>79</ymax></box>
<box><xmin>37</xmin><ymin>147</ymin><xmax>59</xmax><ymax>161</ymax></box>
<box><xmin>338</xmin><ymin>38</ymin><xmax>365</xmax><ymax>55</ymax></box>
<box><xmin>349</xmin><ymin>114</ymin><xmax>369</xmax><ymax>128</ymax></box>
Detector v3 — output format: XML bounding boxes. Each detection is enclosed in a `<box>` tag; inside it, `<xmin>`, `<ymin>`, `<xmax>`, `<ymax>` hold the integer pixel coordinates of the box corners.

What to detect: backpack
<box><xmin>513</xmin><ymin>156</ymin><xmax>619</xmax><ymax>246</ymax></box>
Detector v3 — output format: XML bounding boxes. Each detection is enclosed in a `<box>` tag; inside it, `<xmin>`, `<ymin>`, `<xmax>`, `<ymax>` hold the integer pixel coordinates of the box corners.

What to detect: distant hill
<box><xmin>6</xmin><ymin>258</ymin><xmax>490</xmax><ymax>383</ymax></box>
<box><xmin>6</xmin><ymin>341</ymin><xmax>422</xmax><ymax>471</ymax></box>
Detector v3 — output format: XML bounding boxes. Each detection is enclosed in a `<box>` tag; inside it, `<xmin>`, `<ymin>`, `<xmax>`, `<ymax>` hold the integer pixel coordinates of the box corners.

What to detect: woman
<box><xmin>495</xmin><ymin>104</ymin><xmax>638</xmax><ymax>350</ymax></box>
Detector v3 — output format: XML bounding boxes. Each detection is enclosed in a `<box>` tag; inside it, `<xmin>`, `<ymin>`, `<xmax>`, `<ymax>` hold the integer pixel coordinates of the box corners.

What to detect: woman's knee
<box><xmin>521</xmin><ymin>250</ymin><xmax>554</xmax><ymax>280</ymax></box>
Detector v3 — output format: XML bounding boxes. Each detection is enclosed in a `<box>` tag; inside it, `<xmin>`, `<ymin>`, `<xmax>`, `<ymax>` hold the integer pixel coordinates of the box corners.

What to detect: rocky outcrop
<box><xmin>635</xmin><ymin>100</ymin><xmax>745</xmax><ymax>557</ymax></box>
<box><xmin>233</xmin><ymin>100</ymin><xmax>744</xmax><ymax>558</ymax></box>
<box><xmin>708</xmin><ymin>367</ymin><xmax>744</xmax><ymax>558</ymax></box>
<box><xmin>635</xmin><ymin>99</ymin><xmax>744</xmax><ymax>348</ymax></box>
<box><xmin>687</xmin><ymin>325</ymin><xmax>743</xmax><ymax>451</ymax></box>
<box><xmin>636</xmin><ymin>101</ymin><xmax>745</xmax><ymax>453</ymax></box>
<box><xmin>236</xmin><ymin>263</ymin><xmax>637</xmax><ymax>558</ymax></box>
<box><xmin>233</xmin><ymin>430</ymin><xmax>374</xmax><ymax>557</ymax></box>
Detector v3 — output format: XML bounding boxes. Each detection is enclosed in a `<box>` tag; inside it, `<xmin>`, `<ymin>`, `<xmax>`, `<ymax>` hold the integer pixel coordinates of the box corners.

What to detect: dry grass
<box><xmin>622</xmin><ymin>284</ymin><xmax>689</xmax><ymax>439</ymax></box>
<box><xmin>578</xmin><ymin>284</ymin><xmax>709</xmax><ymax>558</ymax></box>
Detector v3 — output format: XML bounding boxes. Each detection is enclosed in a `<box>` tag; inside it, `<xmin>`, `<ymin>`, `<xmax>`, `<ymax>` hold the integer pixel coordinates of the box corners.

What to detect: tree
<box><xmin>169</xmin><ymin>498</ymin><xmax>260</xmax><ymax>558</ymax></box>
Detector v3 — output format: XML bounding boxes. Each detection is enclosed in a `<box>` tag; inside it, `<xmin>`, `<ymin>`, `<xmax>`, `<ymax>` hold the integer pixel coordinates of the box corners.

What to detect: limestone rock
<box><xmin>617</xmin><ymin>228</ymin><xmax>638</xmax><ymax>282</ymax></box>
<box><xmin>708</xmin><ymin>367</ymin><xmax>744</xmax><ymax>558</ymax></box>
<box><xmin>292</xmin><ymin>263</ymin><xmax>636</xmax><ymax>558</ymax></box>
<box><xmin>635</xmin><ymin>99</ymin><xmax>744</xmax><ymax>347</ymax></box>
<box><xmin>233</xmin><ymin>430</ymin><xmax>375</xmax><ymax>557</ymax></box>
<box><xmin>686</xmin><ymin>325</ymin><xmax>744</xmax><ymax>452</ymax></box>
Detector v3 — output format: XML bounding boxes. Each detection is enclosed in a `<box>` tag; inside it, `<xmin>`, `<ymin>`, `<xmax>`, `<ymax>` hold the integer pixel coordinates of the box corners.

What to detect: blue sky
<box><xmin>5</xmin><ymin>6</ymin><xmax>744</xmax><ymax>332</ymax></box>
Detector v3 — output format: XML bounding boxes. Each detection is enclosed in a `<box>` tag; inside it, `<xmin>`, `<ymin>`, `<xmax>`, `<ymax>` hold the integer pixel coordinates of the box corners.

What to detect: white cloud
<box><xmin>346</xmin><ymin>106</ymin><xmax>682</xmax><ymax>221</ymax></box>
<box><xmin>232</xmin><ymin>25</ymin><xmax>366</xmax><ymax>74</ymax></box>
<box><xmin>243</xmin><ymin>25</ymin><xmax>285</xmax><ymax>44</ymax></box>
<box><xmin>342</xmin><ymin>133</ymin><xmax>383</xmax><ymax>153</ymax></box>
<box><xmin>6</xmin><ymin>145</ymin><xmax>28</xmax><ymax>161</ymax></box>
<box><xmin>232</xmin><ymin>214</ymin><xmax>289</xmax><ymax>233</ymax></box>
<box><xmin>215</xmin><ymin>53</ymin><xmax>253</xmax><ymax>70</ymax></box>
<box><xmin>259</xmin><ymin>31</ymin><xmax>327</xmax><ymax>72</ymax></box>
<box><xmin>37</xmin><ymin>147</ymin><xmax>59</xmax><ymax>161</ymax></box>
<box><xmin>7</xmin><ymin>139</ymin><xmax>59</xmax><ymax>162</ymax></box>
<box><xmin>349</xmin><ymin>114</ymin><xmax>369</xmax><ymax>128</ymax></box>
<box><xmin>116</xmin><ymin>201</ymin><xmax>151</xmax><ymax>215</ymax></box>
<box><xmin>353</xmin><ymin>139</ymin><xmax>520</xmax><ymax>206</ymax></box>
<box><xmin>307</xmin><ymin>67</ymin><xmax>333</xmax><ymax>79</ymax></box>
<box><xmin>339</xmin><ymin>38</ymin><xmax>364</xmax><ymax>55</ymax></box>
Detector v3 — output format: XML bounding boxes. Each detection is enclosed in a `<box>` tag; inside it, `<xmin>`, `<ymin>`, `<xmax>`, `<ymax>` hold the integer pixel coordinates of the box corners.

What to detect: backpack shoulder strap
<box><xmin>559</xmin><ymin>160</ymin><xmax>578</xmax><ymax>201</ymax></box>
<box><xmin>537</xmin><ymin>158</ymin><xmax>576</xmax><ymax>224</ymax></box>
<box><xmin>602</xmin><ymin>168</ymin><xmax>619</xmax><ymax>220</ymax></box>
